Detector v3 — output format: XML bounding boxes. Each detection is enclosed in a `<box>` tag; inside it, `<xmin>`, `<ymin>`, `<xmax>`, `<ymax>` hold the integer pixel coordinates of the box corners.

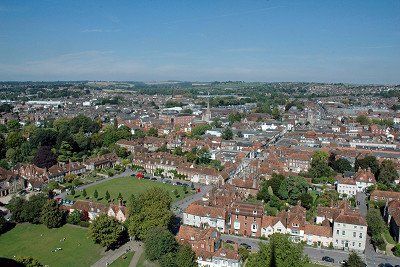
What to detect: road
<box><xmin>91</xmin><ymin>240</ymin><xmax>143</xmax><ymax>267</ymax></box>
<box><xmin>356</xmin><ymin>192</ymin><xmax>400</xmax><ymax>266</ymax></box>
<box><xmin>172</xmin><ymin>184</ymin><xmax>213</xmax><ymax>217</ymax></box>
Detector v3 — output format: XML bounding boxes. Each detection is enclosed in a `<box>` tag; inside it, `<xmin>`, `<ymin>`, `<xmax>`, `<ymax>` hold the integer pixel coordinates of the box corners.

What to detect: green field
<box><xmin>110</xmin><ymin>251</ymin><xmax>134</xmax><ymax>267</ymax></box>
<box><xmin>67</xmin><ymin>176</ymin><xmax>192</xmax><ymax>204</ymax></box>
<box><xmin>0</xmin><ymin>224</ymin><xmax>103</xmax><ymax>267</ymax></box>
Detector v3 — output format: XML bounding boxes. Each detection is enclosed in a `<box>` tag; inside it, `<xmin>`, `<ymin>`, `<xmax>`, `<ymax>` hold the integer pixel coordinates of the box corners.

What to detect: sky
<box><xmin>0</xmin><ymin>0</ymin><xmax>399</xmax><ymax>83</ymax></box>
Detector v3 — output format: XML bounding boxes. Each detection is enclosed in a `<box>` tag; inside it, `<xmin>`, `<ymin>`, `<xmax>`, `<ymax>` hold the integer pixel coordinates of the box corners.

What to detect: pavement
<box><xmin>129</xmin><ymin>242</ymin><xmax>144</xmax><ymax>267</ymax></box>
<box><xmin>172</xmin><ymin>184</ymin><xmax>213</xmax><ymax>217</ymax></box>
<box><xmin>91</xmin><ymin>240</ymin><xmax>142</xmax><ymax>267</ymax></box>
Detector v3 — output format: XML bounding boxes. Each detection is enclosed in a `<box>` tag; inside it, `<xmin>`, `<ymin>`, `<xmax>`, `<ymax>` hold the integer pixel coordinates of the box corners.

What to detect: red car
<box><xmin>136</xmin><ymin>172</ymin><xmax>144</xmax><ymax>179</ymax></box>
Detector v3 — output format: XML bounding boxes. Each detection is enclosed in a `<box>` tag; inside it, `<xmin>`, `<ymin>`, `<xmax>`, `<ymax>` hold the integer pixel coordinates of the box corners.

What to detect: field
<box><xmin>0</xmin><ymin>224</ymin><xmax>103</xmax><ymax>267</ymax></box>
<box><xmin>67</xmin><ymin>176</ymin><xmax>192</xmax><ymax>204</ymax></box>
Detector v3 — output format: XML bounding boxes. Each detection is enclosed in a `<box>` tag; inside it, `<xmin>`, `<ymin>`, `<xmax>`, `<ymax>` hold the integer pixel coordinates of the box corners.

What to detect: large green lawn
<box><xmin>67</xmin><ymin>176</ymin><xmax>192</xmax><ymax>204</ymax></box>
<box><xmin>0</xmin><ymin>224</ymin><xmax>103</xmax><ymax>267</ymax></box>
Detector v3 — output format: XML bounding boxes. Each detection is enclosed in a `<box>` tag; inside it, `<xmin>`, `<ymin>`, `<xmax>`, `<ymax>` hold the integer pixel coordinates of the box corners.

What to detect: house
<box><xmin>84</xmin><ymin>153</ymin><xmax>119</xmax><ymax>170</ymax></box>
<box><xmin>370</xmin><ymin>190</ymin><xmax>400</xmax><ymax>203</ymax></box>
<box><xmin>107</xmin><ymin>203</ymin><xmax>127</xmax><ymax>222</ymax></box>
<box><xmin>229</xmin><ymin>202</ymin><xmax>264</xmax><ymax>237</ymax></box>
<box><xmin>183</xmin><ymin>201</ymin><xmax>227</xmax><ymax>232</ymax></box>
<box><xmin>176</xmin><ymin>225</ymin><xmax>241</xmax><ymax>267</ymax></box>
<box><xmin>332</xmin><ymin>210</ymin><xmax>367</xmax><ymax>251</ymax></box>
<box><xmin>304</xmin><ymin>225</ymin><xmax>333</xmax><ymax>247</ymax></box>
<box><xmin>337</xmin><ymin>177</ymin><xmax>357</xmax><ymax>197</ymax></box>
<box><xmin>353</xmin><ymin>168</ymin><xmax>376</xmax><ymax>192</ymax></box>
<box><xmin>0</xmin><ymin>167</ymin><xmax>24</xmax><ymax>197</ymax></box>
<box><xmin>68</xmin><ymin>200</ymin><xmax>127</xmax><ymax>222</ymax></box>
<box><xmin>260</xmin><ymin>215</ymin><xmax>287</xmax><ymax>237</ymax></box>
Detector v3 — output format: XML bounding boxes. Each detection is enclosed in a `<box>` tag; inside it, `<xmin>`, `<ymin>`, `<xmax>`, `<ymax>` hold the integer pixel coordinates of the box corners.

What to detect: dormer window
<box><xmin>235</xmin><ymin>208</ymin><xmax>239</xmax><ymax>213</ymax></box>
<box><xmin>253</xmin><ymin>210</ymin><xmax>257</xmax><ymax>215</ymax></box>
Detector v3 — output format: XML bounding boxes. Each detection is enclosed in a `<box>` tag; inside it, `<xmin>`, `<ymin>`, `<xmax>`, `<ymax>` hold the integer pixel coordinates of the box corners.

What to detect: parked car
<box><xmin>322</xmin><ymin>256</ymin><xmax>334</xmax><ymax>263</ymax></box>
<box><xmin>379</xmin><ymin>264</ymin><xmax>393</xmax><ymax>267</ymax></box>
<box><xmin>150</xmin><ymin>177</ymin><xmax>157</xmax><ymax>181</ymax></box>
<box><xmin>176</xmin><ymin>182</ymin><xmax>183</xmax><ymax>186</ymax></box>
<box><xmin>226</xmin><ymin>240</ymin><xmax>234</xmax><ymax>244</ymax></box>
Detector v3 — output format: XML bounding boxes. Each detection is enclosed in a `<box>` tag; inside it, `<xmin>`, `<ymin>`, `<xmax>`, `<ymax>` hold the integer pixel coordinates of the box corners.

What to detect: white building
<box><xmin>332</xmin><ymin>212</ymin><xmax>367</xmax><ymax>251</ymax></box>
<box><xmin>337</xmin><ymin>178</ymin><xmax>358</xmax><ymax>197</ymax></box>
<box><xmin>183</xmin><ymin>202</ymin><xmax>227</xmax><ymax>233</ymax></box>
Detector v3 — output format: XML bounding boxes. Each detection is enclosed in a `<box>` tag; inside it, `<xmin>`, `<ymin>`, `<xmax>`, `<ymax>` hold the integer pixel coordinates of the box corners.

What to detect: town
<box><xmin>0</xmin><ymin>80</ymin><xmax>400</xmax><ymax>267</ymax></box>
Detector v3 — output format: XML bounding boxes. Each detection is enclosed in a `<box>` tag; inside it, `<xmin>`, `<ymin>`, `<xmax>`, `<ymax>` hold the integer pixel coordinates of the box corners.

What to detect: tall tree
<box><xmin>278</xmin><ymin>176</ymin><xmax>309</xmax><ymax>205</ymax></box>
<box><xmin>343</xmin><ymin>251</ymin><xmax>365</xmax><ymax>267</ymax></box>
<box><xmin>40</xmin><ymin>200</ymin><xmax>64</xmax><ymax>228</ymax></box>
<box><xmin>175</xmin><ymin>244</ymin><xmax>197</xmax><ymax>267</ymax></box>
<box><xmin>33</xmin><ymin>146</ymin><xmax>57</xmax><ymax>168</ymax></box>
<box><xmin>89</xmin><ymin>214</ymin><xmax>124</xmax><ymax>249</ymax></box>
<box><xmin>23</xmin><ymin>193</ymin><xmax>47</xmax><ymax>224</ymax></box>
<box><xmin>7</xmin><ymin>196</ymin><xmax>27</xmax><ymax>223</ymax></box>
<box><xmin>377</xmin><ymin>160</ymin><xmax>398</xmax><ymax>186</ymax></box>
<box><xmin>144</xmin><ymin>227</ymin><xmax>177</xmax><ymax>261</ymax></box>
<box><xmin>355</xmin><ymin>155</ymin><xmax>379</xmax><ymax>176</ymax></box>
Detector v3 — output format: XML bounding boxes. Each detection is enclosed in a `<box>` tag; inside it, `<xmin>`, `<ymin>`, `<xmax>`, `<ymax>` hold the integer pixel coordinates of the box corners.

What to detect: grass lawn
<box><xmin>137</xmin><ymin>252</ymin><xmax>159</xmax><ymax>267</ymax></box>
<box><xmin>0</xmin><ymin>223</ymin><xmax>103</xmax><ymax>267</ymax></box>
<box><xmin>383</xmin><ymin>229</ymin><xmax>396</xmax><ymax>245</ymax></box>
<box><xmin>67</xmin><ymin>176</ymin><xmax>192</xmax><ymax>204</ymax></box>
<box><xmin>109</xmin><ymin>251</ymin><xmax>134</xmax><ymax>267</ymax></box>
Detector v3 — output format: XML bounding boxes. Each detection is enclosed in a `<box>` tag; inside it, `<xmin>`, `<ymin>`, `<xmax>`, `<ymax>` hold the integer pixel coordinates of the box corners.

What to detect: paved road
<box><xmin>129</xmin><ymin>242</ymin><xmax>144</xmax><ymax>267</ymax></box>
<box><xmin>172</xmin><ymin>184</ymin><xmax>213</xmax><ymax>217</ymax></box>
<box><xmin>356</xmin><ymin>192</ymin><xmax>400</xmax><ymax>266</ymax></box>
<box><xmin>91</xmin><ymin>240</ymin><xmax>140</xmax><ymax>267</ymax></box>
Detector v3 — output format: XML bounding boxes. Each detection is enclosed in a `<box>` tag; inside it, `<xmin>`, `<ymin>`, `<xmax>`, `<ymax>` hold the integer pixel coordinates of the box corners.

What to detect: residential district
<box><xmin>0</xmin><ymin>81</ymin><xmax>400</xmax><ymax>267</ymax></box>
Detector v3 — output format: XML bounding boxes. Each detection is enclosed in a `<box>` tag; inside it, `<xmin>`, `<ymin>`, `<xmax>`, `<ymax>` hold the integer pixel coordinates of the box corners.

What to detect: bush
<box><xmin>372</xmin><ymin>234</ymin><xmax>386</xmax><ymax>251</ymax></box>
<box><xmin>393</xmin><ymin>244</ymin><xmax>400</xmax><ymax>257</ymax></box>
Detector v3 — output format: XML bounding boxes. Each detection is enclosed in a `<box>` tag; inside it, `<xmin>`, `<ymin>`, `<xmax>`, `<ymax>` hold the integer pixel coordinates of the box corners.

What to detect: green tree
<box><xmin>89</xmin><ymin>214</ymin><xmax>124</xmax><ymax>248</ymax></box>
<box><xmin>58</xmin><ymin>141</ymin><xmax>73</xmax><ymax>162</ymax></box>
<box><xmin>356</xmin><ymin>115</ymin><xmax>370</xmax><ymax>125</ymax></box>
<box><xmin>343</xmin><ymin>251</ymin><xmax>365</xmax><ymax>267</ymax></box>
<box><xmin>23</xmin><ymin>193</ymin><xmax>47</xmax><ymax>224</ymax></box>
<box><xmin>300</xmin><ymin>193</ymin><xmax>314</xmax><ymax>210</ymax></box>
<box><xmin>278</xmin><ymin>176</ymin><xmax>309</xmax><ymax>205</ymax></box>
<box><xmin>7</xmin><ymin>196</ymin><xmax>27</xmax><ymax>223</ymax></box>
<box><xmin>40</xmin><ymin>200</ymin><xmax>64</xmax><ymax>228</ymax></box>
<box><xmin>377</xmin><ymin>160</ymin><xmax>398</xmax><ymax>186</ymax></box>
<box><xmin>308</xmin><ymin>151</ymin><xmax>334</xmax><ymax>182</ymax></box>
<box><xmin>67</xmin><ymin>210</ymin><xmax>82</xmax><ymax>225</ymax></box>
<box><xmin>6</xmin><ymin>119</ymin><xmax>20</xmax><ymax>132</ymax></box>
<box><xmin>147</xmin><ymin>127</ymin><xmax>158</xmax><ymax>137</ymax></box>
<box><xmin>6</xmin><ymin>131</ymin><xmax>24</xmax><ymax>149</ymax></box>
<box><xmin>221</xmin><ymin>128</ymin><xmax>233</xmax><ymax>140</ymax></box>
<box><xmin>317</xmin><ymin>190</ymin><xmax>339</xmax><ymax>207</ymax></box>
<box><xmin>355</xmin><ymin>155</ymin><xmax>379</xmax><ymax>176</ymax></box>
<box><xmin>105</xmin><ymin>190</ymin><xmax>111</xmax><ymax>202</ymax></box>
<box><xmin>175</xmin><ymin>243</ymin><xmax>197</xmax><ymax>267</ymax></box>
<box><xmin>70</xmin><ymin>187</ymin><xmax>75</xmax><ymax>196</ymax></box>
<box><xmin>331</xmin><ymin>158</ymin><xmax>353</xmax><ymax>174</ymax></box>
<box><xmin>82</xmin><ymin>189</ymin><xmax>87</xmax><ymax>198</ymax></box>
<box><xmin>127</xmin><ymin>187</ymin><xmax>173</xmax><ymax>240</ymax></box>
<box><xmin>228</xmin><ymin>112</ymin><xmax>242</xmax><ymax>125</ymax></box>
<box><xmin>15</xmin><ymin>256</ymin><xmax>43</xmax><ymax>267</ymax></box>
<box><xmin>0</xmin><ymin>214</ymin><xmax>6</xmax><ymax>234</ymax></box>
<box><xmin>144</xmin><ymin>227</ymin><xmax>177</xmax><ymax>261</ymax></box>
<box><xmin>160</xmin><ymin>252</ymin><xmax>176</xmax><ymax>267</ymax></box>
<box><xmin>247</xmin><ymin>242</ymin><xmax>271</xmax><ymax>267</ymax></box>
<box><xmin>94</xmin><ymin>189</ymin><xmax>99</xmax><ymax>199</ymax></box>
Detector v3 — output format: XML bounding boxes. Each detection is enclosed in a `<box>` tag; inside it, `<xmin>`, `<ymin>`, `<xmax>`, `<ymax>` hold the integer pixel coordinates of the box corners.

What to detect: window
<box><xmin>359</xmin><ymin>243</ymin><xmax>361</xmax><ymax>247</ymax></box>
<box><xmin>359</xmin><ymin>233</ymin><xmax>362</xmax><ymax>238</ymax></box>
<box><xmin>336</xmin><ymin>230</ymin><xmax>339</xmax><ymax>234</ymax></box>
<box><xmin>342</xmin><ymin>231</ymin><xmax>345</xmax><ymax>235</ymax></box>
<box><xmin>253</xmin><ymin>210</ymin><xmax>257</xmax><ymax>215</ymax></box>
<box><xmin>353</xmin><ymin>232</ymin><xmax>356</xmax><ymax>237</ymax></box>
<box><xmin>352</xmin><ymin>242</ymin><xmax>355</xmax><ymax>246</ymax></box>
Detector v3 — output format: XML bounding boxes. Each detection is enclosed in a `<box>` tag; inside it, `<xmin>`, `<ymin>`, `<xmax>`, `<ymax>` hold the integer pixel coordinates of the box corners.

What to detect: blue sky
<box><xmin>0</xmin><ymin>0</ymin><xmax>399</xmax><ymax>83</ymax></box>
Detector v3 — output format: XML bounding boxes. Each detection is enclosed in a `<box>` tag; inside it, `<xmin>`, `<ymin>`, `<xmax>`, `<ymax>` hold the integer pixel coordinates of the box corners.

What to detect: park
<box><xmin>67</xmin><ymin>176</ymin><xmax>193</xmax><ymax>204</ymax></box>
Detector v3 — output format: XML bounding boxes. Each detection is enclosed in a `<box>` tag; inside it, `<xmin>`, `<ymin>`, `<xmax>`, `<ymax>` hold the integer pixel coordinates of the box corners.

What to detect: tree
<box><xmin>228</xmin><ymin>112</ymin><xmax>242</xmax><ymax>125</ymax></box>
<box><xmin>118</xmin><ymin>192</ymin><xmax>123</xmax><ymax>201</ymax></box>
<box><xmin>160</xmin><ymin>252</ymin><xmax>177</xmax><ymax>267</ymax></box>
<box><xmin>15</xmin><ymin>256</ymin><xmax>43</xmax><ymax>267</ymax></box>
<box><xmin>7</xmin><ymin>196</ymin><xmax>27</xmax><ymax>222</ymax></box>
<box><xmin>127</xmin><ymin>187</ymin><xmax>173</xmax><ymax>240</ymax></box>
<box><xmin>278</xmin><ymin>176</ymin><xmax>309</xmax><ymax>205</ymax></box>
<box><xmin>82</xmin><ymin>189</ymin><xmax>87</xmax><ymax>198</ymax></box>
<box><xmin>58</xmin><ymin>141</ymin><xmax>73</xmax><ymax>162</ymax></box>
<box><xmin>89</xmin><ymin>214</ymin><xmax>124</xmax><ymax>249</ymax></box>
<box><xmin>300</xmin><ymin>193</ymin><xmax>314</xmax><ymax>210</ymax></box>
<box><xmin>175</xmin><ymin>244</ymin><xmax>197</xmax><ymax>267</ymax></box>
<box><xmin>266</xmin><ymin>173</ymin><xmax>286</xmax><ymax>195</ymax></box>
<box><xmin>317</xmin><ymin>190</ymin><xmax>339</xmax><ymax>207</ymax></box>
<box><xmin>308</xmin><ymin>151</ymin><xmax>334</xmax><ymax>182</ymax></box>
<box><xmin>248</xmin><ymin>234</ymin><xmax>308</xmax><ymax>267</ymax></box>
<box><xmin>23</xmin><ymin>193</ymin><xmax>47</xmax><ymax>224</ymax></box>
<box><xmin>6</xmin><ymin>119</ymin><xmax>20</xmax><ymax>132</ymax></box>
<box><xmin>331</xmin><ymin>158</ymin><xmax>353</xmax><ymax>174</ymax></box>
<box><xmin>356</xmin><ymin>115</ymin><xmax>369</xmax><ymax>125</ymax></box>
<box><xmin>147</xmin><ymin>127</ymin><xmax>158</xmax><ymax>137</ymax></box>
<box><xmin>67</xmin><ymin>210</ymin><xmax>82</xmax><ymax>225</ymax></box>
<box><xmin>70</xmin><ymin>187</ymin><xmax>75</xmax><ymax>196</ymax></box>
<box><xmin>40</xmin><ymin>200</ymin><xmax>64</xmax><ymax>228</ymax></box>
<box><xmin>343</xmin><ymin>251</ymin><xmax>365</xmax><ymax>267</ymax></box>
<box><xmin>355</xmin><ymin>155</ymin><xmax>379</xmax><ymax>176</ymax></box>
<box><xmin>221</xmin><ymin>128</ymin><xmax>233</xmax><ymax>140</ymax></box>
<box><xmin>33</xmin><ymin>146</ymin><xmax>57</xmax><ymax>168</ymax></box>
<box><xmin>93</xmin><ymin>189</ymin><xmax>99</xmax><ymax>199</ymax></box>
<box><xmin>6</xmin><ymin>131</ymin><xmax>24</xmax><ymax>149</ymax></box>
<box><xmin>0</xmin><ymin>214</ymin><xmax>6</xmax><ymax>234</ymax></box>
<box><xmin>105</xmin><ymin>190</ymin><xmax>111</xmax><ymax>202</ymax></box>
<box><xmin>144</xmin><ymin>227</ymin><xmax>177</xmax><ymax>261</ymax></box>
<box><xmin>377</xmin><ymin>160</ymin><xmax>398</xmax><ymax>186</ymax></box>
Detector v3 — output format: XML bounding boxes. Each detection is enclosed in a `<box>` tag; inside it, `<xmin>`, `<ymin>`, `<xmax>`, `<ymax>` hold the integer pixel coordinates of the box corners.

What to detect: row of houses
<box><xmin>182</xmin><ymin>186</ymin><xmax>368</xmax><ymax>251</ymax></box>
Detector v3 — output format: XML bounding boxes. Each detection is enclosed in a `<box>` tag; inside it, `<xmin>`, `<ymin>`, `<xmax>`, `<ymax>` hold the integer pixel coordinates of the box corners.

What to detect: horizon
<box><xmin>0</xmin><ymin>0</ymin><xmax>399</xmax><ymax>83</ymax></box>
